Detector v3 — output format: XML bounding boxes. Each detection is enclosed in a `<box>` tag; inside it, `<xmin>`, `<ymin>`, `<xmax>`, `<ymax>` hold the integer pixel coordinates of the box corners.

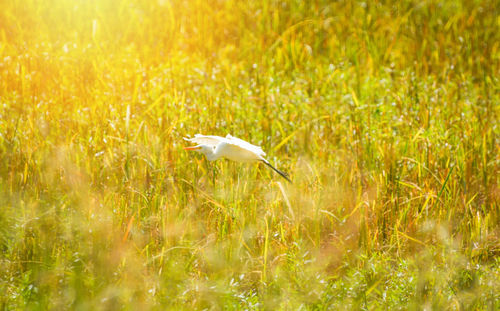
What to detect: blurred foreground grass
<box><xmin>0</xmin><ymin>0</ymin><xmax>499</xmax><ymax>309</ymax></box>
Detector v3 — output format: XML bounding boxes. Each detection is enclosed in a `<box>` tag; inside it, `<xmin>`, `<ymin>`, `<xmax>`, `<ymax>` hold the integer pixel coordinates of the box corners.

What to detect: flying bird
<box><xmin>184</xmin><ymin>134</ymin><xmax>291</xmax><ymax>183</ymax></box>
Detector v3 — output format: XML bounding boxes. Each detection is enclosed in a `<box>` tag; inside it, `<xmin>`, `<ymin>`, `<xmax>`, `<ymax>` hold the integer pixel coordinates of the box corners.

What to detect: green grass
<box><xmin>0</xmin><ymin>0</ymin><xmax>499</xmax><ymax>309</ymax></box>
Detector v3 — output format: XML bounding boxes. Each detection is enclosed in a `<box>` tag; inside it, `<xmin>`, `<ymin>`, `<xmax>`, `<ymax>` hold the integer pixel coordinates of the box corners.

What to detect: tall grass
<box><xmin>0</xmin><ymin>0</ymin><xmax>498</xmax><ymax>309</ymax></box>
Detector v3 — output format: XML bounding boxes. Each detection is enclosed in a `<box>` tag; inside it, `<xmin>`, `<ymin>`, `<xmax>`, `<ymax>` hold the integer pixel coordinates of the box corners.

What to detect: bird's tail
<box><xmin>261</xmin><ymin>160</ymin><xmax>292</xmax><ymax>183</ymax></box>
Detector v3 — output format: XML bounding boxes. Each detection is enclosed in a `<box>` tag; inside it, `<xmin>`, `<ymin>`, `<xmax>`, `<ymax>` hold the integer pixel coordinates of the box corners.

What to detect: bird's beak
<box><xmin>184</xmin><ymin>146</ymin><xmax>202</xmax><ymax>151</ymax></box>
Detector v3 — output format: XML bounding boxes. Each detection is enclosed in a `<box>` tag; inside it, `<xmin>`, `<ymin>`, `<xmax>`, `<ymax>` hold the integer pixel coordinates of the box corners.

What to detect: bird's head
<box><xmin>183</xmin><ymin>144</ymin><xmax>214</xmax><ymax>155</ymax></box>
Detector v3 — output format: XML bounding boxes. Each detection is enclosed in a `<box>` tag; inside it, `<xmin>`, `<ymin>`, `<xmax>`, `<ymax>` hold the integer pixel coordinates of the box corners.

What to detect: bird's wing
<box><xmin>225</xmin><ymin>134</ymin><xmax>266</xmax><ymax>157</ymax></box>
<box><xmin>184</xmin><ymin>134</ymin><xmax>225</xmax><ymax>147</ymax></box>
<box><xmin>215</xmin><ymin>141</ymin><xmax>265</xmax><ymax>162</ymax></box>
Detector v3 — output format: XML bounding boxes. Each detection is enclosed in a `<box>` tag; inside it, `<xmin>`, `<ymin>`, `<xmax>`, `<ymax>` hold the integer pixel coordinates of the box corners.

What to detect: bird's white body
<box><xmin>184</xmin><ymin>134</ymin><xmax>265</xmax><ymax>162</ymax></box>
<box><xmin>184</xmin><ymin>134</ymin><xmax>291</xmax><ymax>182</ymax></box>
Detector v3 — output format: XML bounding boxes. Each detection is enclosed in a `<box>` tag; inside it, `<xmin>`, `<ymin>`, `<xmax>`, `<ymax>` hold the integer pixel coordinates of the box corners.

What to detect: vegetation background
<box><xmin>0</xmin><ymin>0</ymin><xmax>498</xmax><ymax>309</ymax></box>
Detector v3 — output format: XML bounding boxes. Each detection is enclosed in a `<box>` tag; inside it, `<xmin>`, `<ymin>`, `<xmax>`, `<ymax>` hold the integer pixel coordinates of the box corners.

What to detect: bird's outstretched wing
<box><xmin>225</xmin><ymin>134</ymin><xmax>266</xmax><ymax>157</ymax></box>
<box><xmin>183</xmin><ymin>134</ymin><xmax>225</xmax><ymax>147</ymax></box>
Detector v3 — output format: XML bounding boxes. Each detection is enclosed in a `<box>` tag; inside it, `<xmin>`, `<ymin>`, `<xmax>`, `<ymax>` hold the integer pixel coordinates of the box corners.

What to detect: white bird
<box><xmin>184</xmin><ymin>134</ymin><xmax>291</xmax><ymax>183</ymax></box>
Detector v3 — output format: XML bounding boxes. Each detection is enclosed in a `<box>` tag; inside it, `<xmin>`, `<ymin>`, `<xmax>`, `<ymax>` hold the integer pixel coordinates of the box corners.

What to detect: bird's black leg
<box><xmin>261</xmin><ymin>160</ymin><xmax>292</xmax><ymax>183</ymax></box>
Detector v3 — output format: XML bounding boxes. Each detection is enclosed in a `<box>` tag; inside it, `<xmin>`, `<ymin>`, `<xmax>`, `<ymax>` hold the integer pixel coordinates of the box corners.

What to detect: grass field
<box><xmin>0</xmin><ymin>0</ymin><xmax>499</xmax><ymax>309</ymax></box>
